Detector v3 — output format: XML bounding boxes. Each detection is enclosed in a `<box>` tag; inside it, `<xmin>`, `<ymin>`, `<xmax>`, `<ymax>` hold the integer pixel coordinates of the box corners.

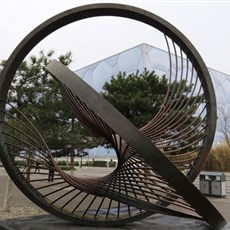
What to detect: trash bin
<box><xmin>199</xmin><ymin>171</ymin><xmax>226</xmax><ymax>197</ymax></box>
<box><xmin>199</xmin><ymin>172</ymin><xmax>211</xmax><ymax>195</ymax></box>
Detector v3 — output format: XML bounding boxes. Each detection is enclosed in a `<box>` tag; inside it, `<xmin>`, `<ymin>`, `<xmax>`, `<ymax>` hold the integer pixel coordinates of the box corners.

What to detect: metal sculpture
<box><xmin>0</xmin><ymin>3</ymin><xmax>227</xmax><ymax>230</ymax></box>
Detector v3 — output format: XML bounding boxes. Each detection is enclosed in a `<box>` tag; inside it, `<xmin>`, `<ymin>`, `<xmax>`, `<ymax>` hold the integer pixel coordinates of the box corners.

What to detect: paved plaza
<box><xmin>0</xmin><ymin>167</ymin><xmax>230</xmax><ymax>230</ymax></box>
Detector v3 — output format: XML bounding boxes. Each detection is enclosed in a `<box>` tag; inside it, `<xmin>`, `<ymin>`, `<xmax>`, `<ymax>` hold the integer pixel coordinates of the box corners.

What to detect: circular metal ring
<box><xmin>0</xmin><ymin>3</ymin><xmax>225</xmax><ymax>229</ymax></box>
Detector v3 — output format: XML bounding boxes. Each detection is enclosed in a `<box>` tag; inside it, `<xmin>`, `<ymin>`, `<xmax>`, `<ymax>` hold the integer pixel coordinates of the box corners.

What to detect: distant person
<box><xmin>35</xmin><ymin>161</ymin><xmax>40</xmax><ymax>173</ymax></box>
<box><xmin>48</xmin><ymin>161</ymin><xmax>54</xmax><ymax>182</ymax></box>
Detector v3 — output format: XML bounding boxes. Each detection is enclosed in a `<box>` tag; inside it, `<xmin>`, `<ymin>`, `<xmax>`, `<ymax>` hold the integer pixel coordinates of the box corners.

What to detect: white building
<box><xmin>75</xmin><ymin>43</ymin><xmax>230</xmax><ymax>145</ymax></box>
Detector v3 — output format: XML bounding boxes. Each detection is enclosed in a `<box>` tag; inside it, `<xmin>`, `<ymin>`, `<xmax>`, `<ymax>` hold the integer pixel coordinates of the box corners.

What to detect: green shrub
<box><xmin>91</xmin><ymin>160</ymin><xmax>107</xmax><ymax>167</ymax></box>
<box><xmin>74</xmin><ymin>161</ymin><xmax>79</xmax><ymax>166</ymax></box>
<box><xmin>57</xmin><ymin>160</ymin><xmax>67</xmax><ymax>166</ymax></box>
<box><xmin>56</xmin><ymin>160</ymin><xmax>116</xmax><ymax>168</ymax></box>
<box><xmin>59</xmin><ymin>166</ymin><xmax>72</xmax><ymax>170</ymax></box>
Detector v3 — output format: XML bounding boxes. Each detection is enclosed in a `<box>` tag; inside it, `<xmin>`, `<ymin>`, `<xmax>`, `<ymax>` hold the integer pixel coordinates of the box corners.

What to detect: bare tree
<box><xmin>217</xmin><ymin>105</ymin><xmax>230</xmax><ymax>147</ymax></box>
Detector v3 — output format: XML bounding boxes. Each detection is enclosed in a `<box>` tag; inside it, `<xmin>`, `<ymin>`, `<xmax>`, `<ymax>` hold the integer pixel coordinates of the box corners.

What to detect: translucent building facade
<box><xmin>75</xmin><ymin>43</ymin><xmax>230</xmax><ymax>145</ymax></box>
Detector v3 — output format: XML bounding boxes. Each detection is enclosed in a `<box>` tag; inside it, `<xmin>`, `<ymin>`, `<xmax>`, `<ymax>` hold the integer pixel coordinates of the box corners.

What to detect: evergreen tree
<box><xmin>0</xmin><ymin>51</ymin><xmax>99</xmax><ymax>151</ymax></box>
<box><xmin>102</xmin><ymin>69</ymin><xmax>168</xmax><ymax>128</ymax></box>
<box><xmin>101</xmin><ymin>68</ymin><xmax>204</xmax><ymax>155</ymax></box>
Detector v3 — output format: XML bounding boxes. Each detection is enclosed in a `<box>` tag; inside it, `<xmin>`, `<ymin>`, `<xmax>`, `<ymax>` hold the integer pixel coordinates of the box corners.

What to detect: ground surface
<box><xmin>0</xmin><ymin>167</ymin><xmax>230</xmax><ymax>229</ymax></box>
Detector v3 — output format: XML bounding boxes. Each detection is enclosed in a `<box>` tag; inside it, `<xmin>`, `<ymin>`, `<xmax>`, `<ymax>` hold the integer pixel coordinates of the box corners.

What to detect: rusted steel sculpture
<box><xmin>0</xmin><ymin>3</ymin><xmax>227</xmax><ymax>230</ymax></box>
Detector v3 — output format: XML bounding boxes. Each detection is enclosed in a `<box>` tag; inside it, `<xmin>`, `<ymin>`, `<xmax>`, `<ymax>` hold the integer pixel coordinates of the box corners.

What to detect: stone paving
<box><xmin>0</xmin><ymin>212</ymin><xmax>230</xmax><ymax>230</ymax></box>
<box><xmin>0</xmin><ymin>167</ymin><xmax>230</xmax><ymax>230</ymax></box>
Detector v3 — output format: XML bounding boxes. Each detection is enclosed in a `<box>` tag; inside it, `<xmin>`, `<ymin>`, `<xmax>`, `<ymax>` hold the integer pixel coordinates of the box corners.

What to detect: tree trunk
<box><xmin>70</xmin><ymin>153</ymin><xmax>75</xmax><ymax>173</ymax></box>
<box><xmin>3</xmin><ymin>176</ymin><xmax>13</xmax><ymax>212</ymax></box>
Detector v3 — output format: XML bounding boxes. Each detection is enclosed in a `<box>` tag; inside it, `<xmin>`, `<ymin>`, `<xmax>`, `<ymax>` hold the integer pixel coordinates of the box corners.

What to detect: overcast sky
<box><xmin>1</xmin><ymin>0</ymin><xmax>230</xmax><ymax>75</ymax></box>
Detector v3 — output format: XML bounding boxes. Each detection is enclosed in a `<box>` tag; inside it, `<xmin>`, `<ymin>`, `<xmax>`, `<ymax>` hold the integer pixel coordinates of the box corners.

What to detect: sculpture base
<box><xmin>1</xmin><ymin>214</ymin><xmax>229</xmax><ymax>230</ymax></box>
